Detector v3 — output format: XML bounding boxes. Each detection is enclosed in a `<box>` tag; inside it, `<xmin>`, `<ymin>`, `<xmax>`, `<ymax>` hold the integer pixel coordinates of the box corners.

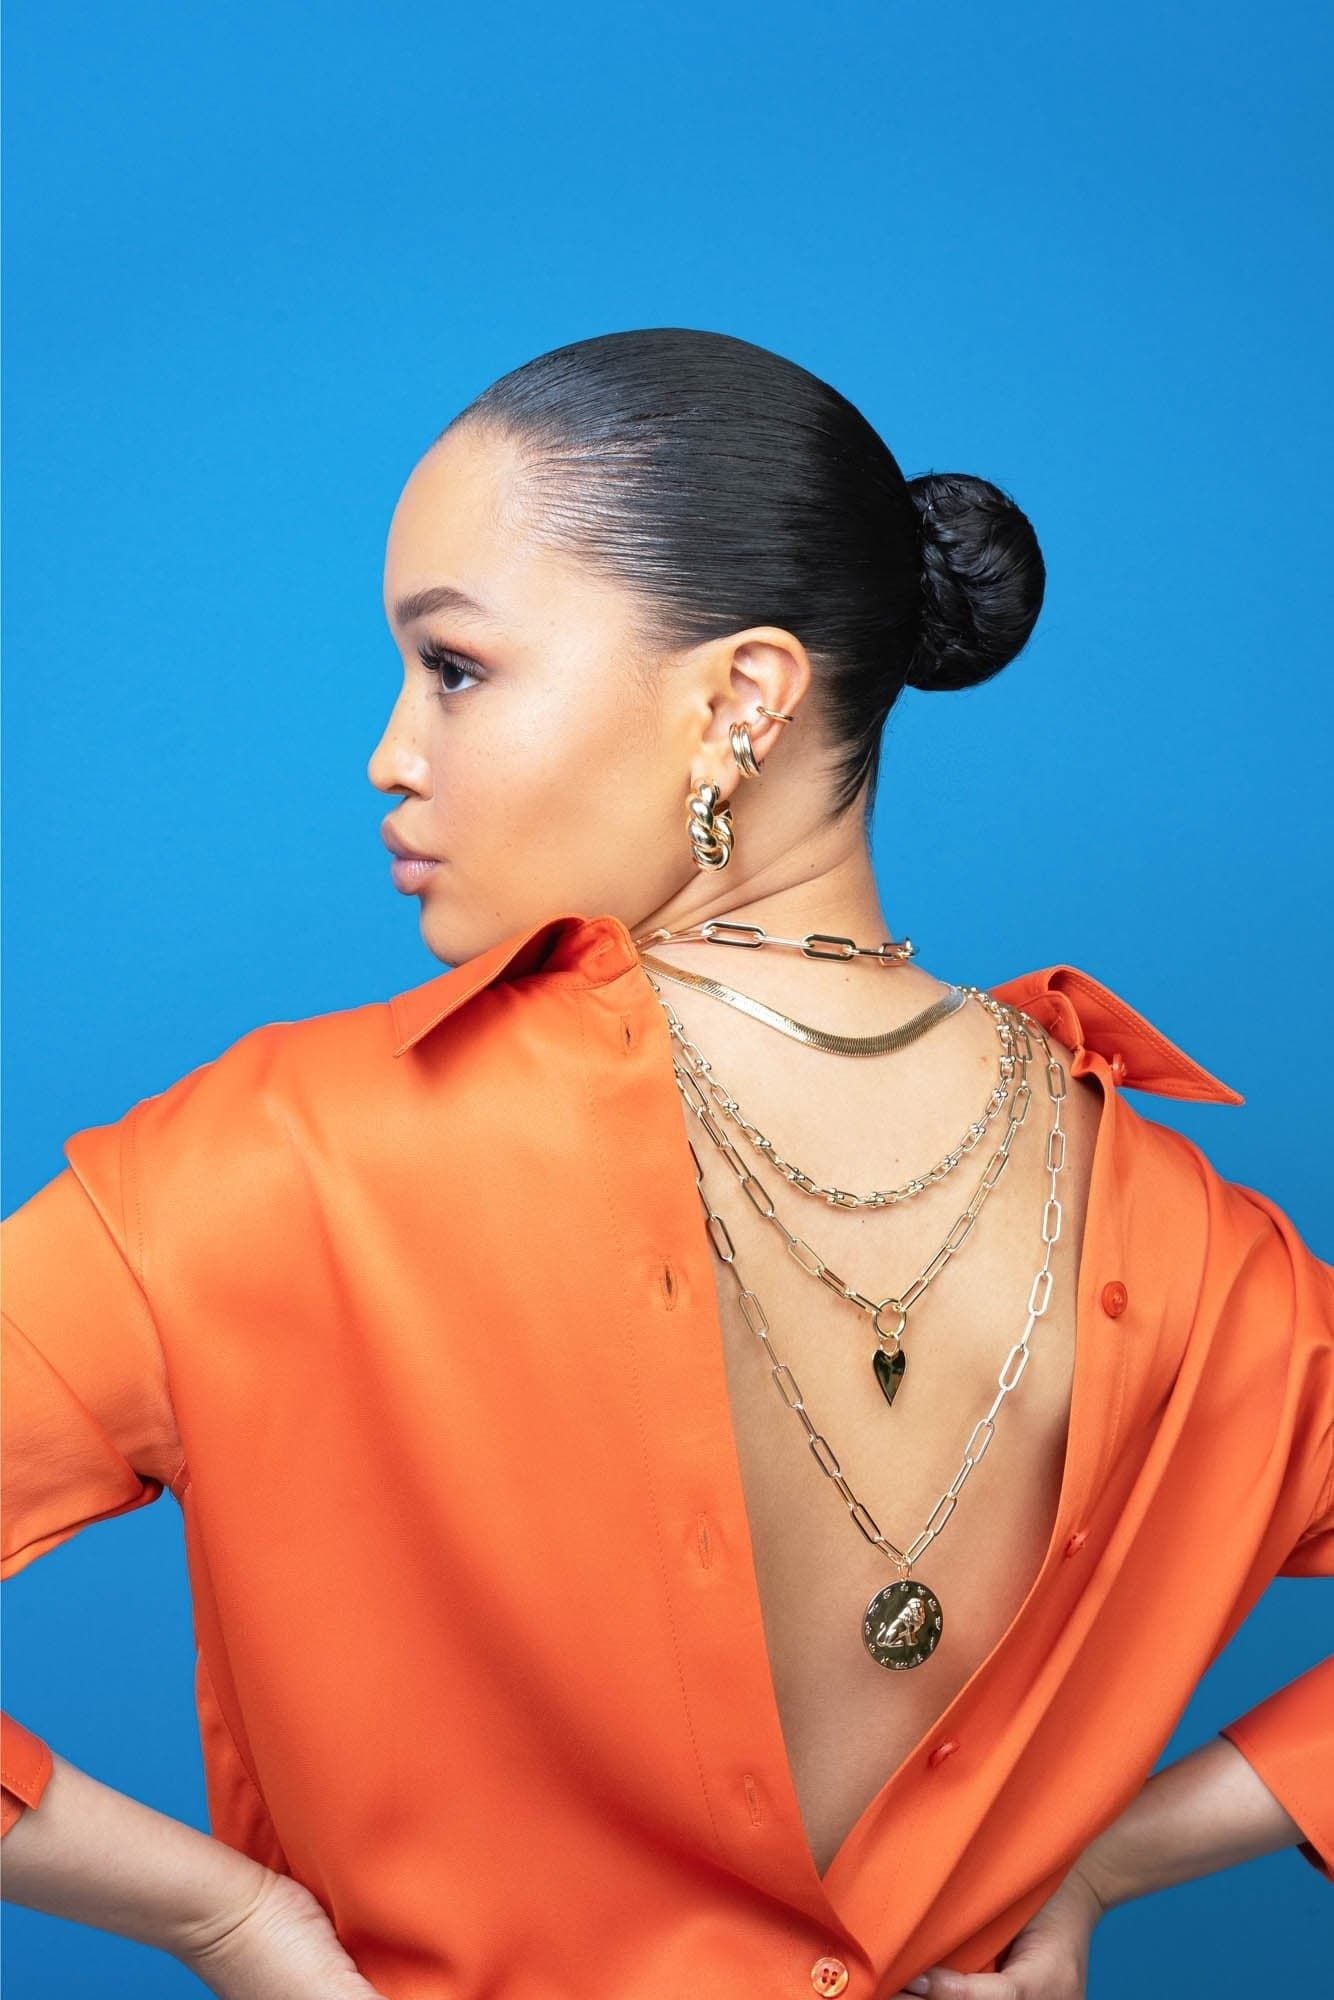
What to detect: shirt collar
<box><xmin>990</xmin><ymin>962</ymin><xmax>1244</xmax><ymax>1104</ymax></box>
<box><xmin>387</xmin><ymin>912</ymin><xmax>1245</xmax><ymax>1104</ymax></box>
<box><xmin>388</xmin><ymin>910</ymin><xmax>638</xmax><ymax>1056</ymax></box>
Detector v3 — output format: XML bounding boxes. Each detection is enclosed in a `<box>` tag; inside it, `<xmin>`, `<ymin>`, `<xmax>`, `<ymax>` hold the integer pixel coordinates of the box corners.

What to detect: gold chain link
<box><xmin>648</xmin><ymin>979</ymin><xmax>1022</xmax><ymax>1212</ymax></box>
<box><xmin>656</xmin><ymin>988</ymin><xmax>1030</xmax><ymax>1355</ymax></box>
<box><xmin>669</xmin><ymin>1003</ymin><xmax>1068</xmax><ymax>1582</ymax></box>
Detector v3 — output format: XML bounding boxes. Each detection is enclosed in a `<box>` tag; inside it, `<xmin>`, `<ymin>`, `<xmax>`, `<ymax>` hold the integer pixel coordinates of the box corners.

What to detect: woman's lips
<box><xmin>389</xmin><ymin>855</ymin><xmax>441</xmax><ymax>893</ymax></box>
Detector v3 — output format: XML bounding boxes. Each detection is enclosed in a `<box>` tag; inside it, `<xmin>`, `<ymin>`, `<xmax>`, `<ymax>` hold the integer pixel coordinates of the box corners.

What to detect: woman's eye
<box><xmin>417</xmin><ymin>639</ymin><xmax>484</xmax><ymax>698</ymax></box>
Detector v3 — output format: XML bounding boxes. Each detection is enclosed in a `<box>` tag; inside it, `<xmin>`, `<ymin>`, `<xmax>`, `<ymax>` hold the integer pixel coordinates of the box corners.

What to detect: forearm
<box><xmin>0</xmin><ymin>1748</ymin><xmax>271</xmax><ymax>1957</ymax></box>
<box><xmin>1082</xmin><ymin>1732</ymin><xmax>1315</xmax><ymax>1908</ymax></box>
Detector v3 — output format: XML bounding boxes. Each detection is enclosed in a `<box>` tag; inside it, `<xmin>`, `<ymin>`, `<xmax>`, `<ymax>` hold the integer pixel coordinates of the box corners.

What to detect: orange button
<box><xmin>1109</xmin><ymin>1051</ymin><xmax>1128</xmax><ymax>1084</ymax></box>
<box><xmin>1101</xmin><ymin>1281</ymin><xmax>1128</xmax><ymax>1317</ymax></box>
<box><xmin>927</xmin><ymin>1737</ymin><xmax>959</xmax><ymax>1767</ymax></box>
<box><xmin>811</xmin><ymin>1956</ymin><xmax>849</xmax><ymax>1994</ymax></box>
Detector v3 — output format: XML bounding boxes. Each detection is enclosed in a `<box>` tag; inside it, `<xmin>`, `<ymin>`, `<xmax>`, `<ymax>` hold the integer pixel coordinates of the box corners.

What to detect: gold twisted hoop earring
<box><xmin>756</xmin><ymin>705</ymin><xmax>796</xmax><ymax>723</ymax></box>
<box><xmin>686</xmin><ymin>778</ymin><xmax>734</xmax><ymax>871</ymax></box>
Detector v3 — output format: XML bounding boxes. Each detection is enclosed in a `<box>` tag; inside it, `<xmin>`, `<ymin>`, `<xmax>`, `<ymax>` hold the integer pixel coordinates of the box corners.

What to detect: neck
<box><xmin>634</xmin><ymin>848</ymin><xmax>896</xmax><ymax>954</ymax></box>
<box><xmin>630</xmin><ymin>847</ymin><xmax>955</xmax><ymax>1033</ymax></box>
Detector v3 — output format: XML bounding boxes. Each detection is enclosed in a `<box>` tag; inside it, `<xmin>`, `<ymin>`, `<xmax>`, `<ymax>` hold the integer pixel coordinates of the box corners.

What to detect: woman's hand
<box><xmin>172</xmin><ymin>1865</ymin><xmax>390</xmax><ymax>1999</ymax></box>
<box><xmin>891</xmin><ymin>1855</ymin><xmax>1109</xmax><ymax>1999</ymax></box>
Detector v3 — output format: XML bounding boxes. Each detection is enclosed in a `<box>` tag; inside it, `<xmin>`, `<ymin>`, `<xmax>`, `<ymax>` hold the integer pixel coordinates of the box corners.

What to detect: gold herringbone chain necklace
<box><xmin>637</xmin><ymin>949</ymin><xmax>968</xmax><ymax>1056</ymax></box>
<box><xmin>647</xmin><ymin>975</ymin><xmax>1021</xmax><ymax>1209</ymax></box>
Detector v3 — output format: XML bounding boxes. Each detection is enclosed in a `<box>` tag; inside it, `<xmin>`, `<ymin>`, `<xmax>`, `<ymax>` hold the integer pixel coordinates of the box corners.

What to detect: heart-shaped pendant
<box><xmin>872</xmin><ymin>1342</ymin><xmax>906</xmax><ymax>1407</ymax></box>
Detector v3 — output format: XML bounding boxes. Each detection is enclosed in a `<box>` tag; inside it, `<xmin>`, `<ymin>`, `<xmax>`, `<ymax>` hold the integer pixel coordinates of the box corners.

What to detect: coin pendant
<box><xmin>862</xmin><ymin>1575</ymin><xmax>944</xmax><ymax>1669</ymax></box>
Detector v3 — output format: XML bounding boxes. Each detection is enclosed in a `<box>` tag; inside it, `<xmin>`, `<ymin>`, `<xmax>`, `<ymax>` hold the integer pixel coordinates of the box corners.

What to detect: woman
<box><xmin>2</xmin><ymin>328</ymin><xmax>1329</xmax><ymax>2000</ymax></box>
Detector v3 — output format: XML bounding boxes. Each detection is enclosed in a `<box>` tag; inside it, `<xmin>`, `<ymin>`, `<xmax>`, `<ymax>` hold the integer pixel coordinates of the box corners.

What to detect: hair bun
<box><xmin>904</xmin><ymin>471</ymin><xmax>1046</xmax><ymax>692</ymax></box>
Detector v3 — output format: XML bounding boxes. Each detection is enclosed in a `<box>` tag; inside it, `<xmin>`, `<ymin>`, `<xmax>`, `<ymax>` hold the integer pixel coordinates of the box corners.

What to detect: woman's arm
<box><xmin>1082</xmin><ymin>1730</ymin><xmax>1323</xmax><ymax>1910</ymax></box>
<box><xmin>2</xmin><ymin>1749</ymin><xmax>390</xmax><ymax>1998</ymax></box>
<box><xmin>904</xmin><ymin>1732</ymin><xmax>1325</xmax><ymax>1998</ymax></box>
<box><xmin>0</xmin><ymin>1747</ymin><xmax>269</xmax><ymax>1954</ymax></box>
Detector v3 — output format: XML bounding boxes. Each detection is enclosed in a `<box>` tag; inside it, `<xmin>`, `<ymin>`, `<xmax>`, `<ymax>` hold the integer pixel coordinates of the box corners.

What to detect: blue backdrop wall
<box><xmin>4</xmin><ymin>1</ymin><xmax>1331</xmax><ymax>1991</ymax></box>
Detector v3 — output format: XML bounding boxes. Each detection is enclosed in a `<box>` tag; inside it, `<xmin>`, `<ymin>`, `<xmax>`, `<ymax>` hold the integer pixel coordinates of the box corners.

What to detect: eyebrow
<box><xmin>390</xmin><ymin>583</ymin><xmax>498</xmax><ymax>630</ymax></box>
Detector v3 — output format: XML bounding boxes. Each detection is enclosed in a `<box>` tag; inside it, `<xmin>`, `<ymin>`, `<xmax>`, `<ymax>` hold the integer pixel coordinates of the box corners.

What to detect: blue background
<box><xmin>4</xmin><ymin>1</ymin><xmax>1331</xmax><ymax>1991</ymax></box>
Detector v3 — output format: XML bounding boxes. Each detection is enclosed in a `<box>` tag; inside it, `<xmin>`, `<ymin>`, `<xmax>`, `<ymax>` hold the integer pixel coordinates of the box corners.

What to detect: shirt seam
<box><xmin>0</xmin><ymin>1301</ymin><xmax>181</xmax><ymax>1528</ymax></box>
<box><xmin>193</xmin><ymin>1640</ymin><xmax>290</xmax><ymax>1866</ymax></box>
<box><xmin>1304</xmin><ymin>1410</ymin><xmax>1334</xmax><ymax>1539</ymax></box>
<box><xmin>122</xmin><ymin>1098</ymin><xmax>191</xmax><ymax>1494</ymax></box>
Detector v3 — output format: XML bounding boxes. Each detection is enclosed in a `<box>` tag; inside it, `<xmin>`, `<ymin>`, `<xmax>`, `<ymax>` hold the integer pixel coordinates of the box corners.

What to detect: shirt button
<box><xmin>1100</xmin><ymin>1280</ymin><xmax>1128</xmax><ymax>1317</ymax></box>
<box><xmin>1109</xmin><ymin>1051</ymin><xmax>1128</xmax><ymax>1084</ymax></box>
<box><xmin>810</xmin><ymin>1957</ymin><xmax>849</xmax><ymax>1995</ymax></box>
<box><xmin>927</xmin><ymin>1737</ymin><xmax>959</xmax><ymax>1767</ymax></box>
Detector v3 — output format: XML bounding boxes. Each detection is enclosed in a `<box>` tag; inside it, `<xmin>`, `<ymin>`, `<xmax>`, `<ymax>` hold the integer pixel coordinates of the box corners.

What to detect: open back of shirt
<box><xmin>3</xmin><ymin>910</ymin><xmax>1331</xmax><ymax>1996</ymax></box>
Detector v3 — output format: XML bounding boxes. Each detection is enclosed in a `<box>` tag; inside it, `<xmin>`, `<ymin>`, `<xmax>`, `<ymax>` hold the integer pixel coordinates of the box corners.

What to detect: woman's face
<box><xmin>369</xmin><ymin>423</ymin><xmax>699</xmax><ymax>965</ymax></box>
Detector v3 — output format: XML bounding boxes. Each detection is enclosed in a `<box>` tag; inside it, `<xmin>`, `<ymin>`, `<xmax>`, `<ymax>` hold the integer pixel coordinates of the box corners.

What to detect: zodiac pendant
<box><xmin>862</xmin><ymin>1574</ymin><xmax>944</xmax><ymax>1670</ymax></box>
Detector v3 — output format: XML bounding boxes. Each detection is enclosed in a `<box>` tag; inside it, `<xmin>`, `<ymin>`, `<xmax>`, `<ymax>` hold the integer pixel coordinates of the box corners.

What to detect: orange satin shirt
<box><xmin>2</xmin><ymin>909</ymin><xmax>1331</xmax><ymax>1998</ymax></box>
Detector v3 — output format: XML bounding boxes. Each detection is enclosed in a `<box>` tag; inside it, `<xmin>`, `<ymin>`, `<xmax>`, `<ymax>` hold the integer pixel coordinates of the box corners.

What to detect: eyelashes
<box><xmin>417</xmin><ymin>638</ymin><xmax>484</xmax><ymax>699</ymax></box>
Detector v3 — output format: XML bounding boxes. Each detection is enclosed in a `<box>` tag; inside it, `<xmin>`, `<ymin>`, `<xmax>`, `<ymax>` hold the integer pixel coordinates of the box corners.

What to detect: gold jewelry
<box><xmin>685</xmin><ymin>778</ymin><xmax>733</xmax><ymax>871</ymax></box>
<box><xmin>633</xmin><ymin>919</ymin><xmax>917</xmax><ymax>966</ymax></box>
<box><xmin>683</xmin><ymin>712</ymin><xmax>789</xmax><ymax>871</ymax></box>
<box><xmin>730</xmin><ymin>702</ymin><xmax>797</xmax><ymax>780</ymax></box>
<box><xmin>639</xmin><ymin>953</ymin><xmax>966</xmax><ymax>1055</ymax></box>
<box><xmin>652</xmin><ymin>981</ymin><xmax>1020</xmax><ymax>1209</ymax></box>
<box><xmin>682</xmin><ymin>711</ymin><xmax>795</xmax><ymax>869</ymax></box>
<box><xmin>657</xmin><ymin>991</ymin><xmax>1031</xmax><ymax>1410</ymax></box>
<box><xmin>677</xmin><ymin>1004</ymin><xmax>1068</xmax><ymax>1669</ymax></box>
<box><xmin>729</xmin><ymin>719</ymin><xmax>763</xmax><ymax>778</ymax></box>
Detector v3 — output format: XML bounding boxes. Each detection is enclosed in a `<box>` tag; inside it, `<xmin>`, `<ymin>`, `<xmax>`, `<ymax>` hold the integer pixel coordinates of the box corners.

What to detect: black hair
<box><xmin>442</xmin><ymin>328</ymin><xmax>1046</xmax><ymax>825</ymax></box>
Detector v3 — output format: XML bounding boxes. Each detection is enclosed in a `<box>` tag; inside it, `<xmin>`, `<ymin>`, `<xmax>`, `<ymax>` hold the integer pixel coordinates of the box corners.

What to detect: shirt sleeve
<box><xmin>1216</xmin><ymin>1185</ymin><xmax>1334</xmax><ymax>1884</ymax></box>
<box><xmin>1</xmin><ymin>1099</ymin><xmax>184</xmax><ymax>1836</ymax></box>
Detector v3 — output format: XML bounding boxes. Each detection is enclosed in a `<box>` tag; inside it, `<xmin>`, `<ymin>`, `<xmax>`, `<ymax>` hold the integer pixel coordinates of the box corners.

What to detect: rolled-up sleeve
<box><xmin>1220</xmin><ymin>1656</ymin><xmax>1334</xmax><ymax>1883</ymax></box>
<box><xmin>1217</xmin><ymin>1187</ymin><xmax>1334</xmax><ymax>1883</ymax></box>
<box><xmin>1</xmin><ymin>1102</ymin><xmax>184</xmax><ymax>1835</ymax></box>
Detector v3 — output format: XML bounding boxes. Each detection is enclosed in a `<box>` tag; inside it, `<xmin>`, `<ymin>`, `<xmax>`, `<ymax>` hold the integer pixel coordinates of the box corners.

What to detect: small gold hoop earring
<box><xmin>756</xmin><ymin>705</ymin><xmax>797</xmax><ymax>724</ymax></box>
<box><xmin>729</xmin><ymin>720</ymin><xmax>763</xmax><ymax>779</ymax></box>
<box><xmin>685</xmin><ymin>777</ymin><xmax>734</xmax><ymax>871</ymax></box>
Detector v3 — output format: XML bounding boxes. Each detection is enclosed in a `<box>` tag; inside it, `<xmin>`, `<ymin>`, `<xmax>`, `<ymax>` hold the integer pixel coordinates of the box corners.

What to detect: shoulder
<box><xmin>991</xmin><ymin>954</ymin><xmax>1330</xmax><ymax>1294</ymax></box>
<box><xmin>131</xmin><ymin>994</ymin><xmax>389</xmax><ymax>1124</ymax></box>
<box><xmin>1001</xmin><ymin>963</ymin><xmax>1334</xmax><ymax>1540</ymax></box>
<box><xmin>989</xmin><ymin>960</ymin><xmax>1244</xmax><ymax>1105</ymax></box>
<box><xmin>60</xmin><ymin>936</ymin><xmax>550</xmax><ymax>1216</ymax></box>
<box><xmin>61</xmin><ymin>994</ymin><xmax>400</xmax><ymax>1241</ymax></box>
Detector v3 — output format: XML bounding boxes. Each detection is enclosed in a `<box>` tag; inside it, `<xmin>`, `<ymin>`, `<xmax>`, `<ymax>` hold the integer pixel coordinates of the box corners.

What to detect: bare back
<box><xmin>662</xmin><ymin>967</ymin><xmax>1103</xmax><ymax>1879</ymax></box>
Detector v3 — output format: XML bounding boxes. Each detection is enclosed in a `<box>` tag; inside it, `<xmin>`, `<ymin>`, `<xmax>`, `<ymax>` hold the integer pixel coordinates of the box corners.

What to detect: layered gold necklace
<box><xmin>631</xmin><ymin>919</ymin><xmax>1068</xmax><ymax>1673</ymax></box>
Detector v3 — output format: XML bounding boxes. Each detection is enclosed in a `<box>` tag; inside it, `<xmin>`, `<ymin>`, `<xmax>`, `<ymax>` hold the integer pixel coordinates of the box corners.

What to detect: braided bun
<box><xmin>904</xmin><ymin>471</ymin><xmax>1046</xmax><ymax>692</ymax></box>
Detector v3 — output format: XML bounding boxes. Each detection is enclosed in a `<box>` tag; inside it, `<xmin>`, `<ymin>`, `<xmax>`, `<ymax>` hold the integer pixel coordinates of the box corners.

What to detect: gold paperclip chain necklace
<box><xmin>633</xmin><ymin>918</ymin><xmax>918</xmax><ymax>965</ymax></box>
<box><xmin>662</xmin><ymin>995</ymin><xmax>1069</xmax><ymax>1669</ymax></box>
